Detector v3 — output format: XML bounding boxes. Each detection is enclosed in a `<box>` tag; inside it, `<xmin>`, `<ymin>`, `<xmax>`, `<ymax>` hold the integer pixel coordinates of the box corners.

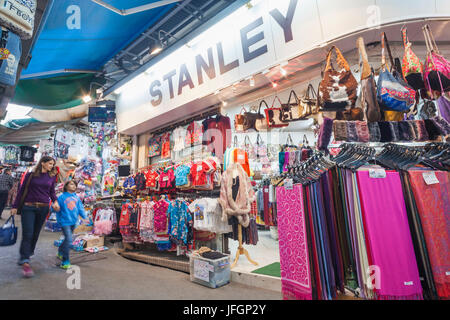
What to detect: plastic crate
<box><xmin>189</xmin><ymin>253</ymin><xmax>230</xmax><ymax>289</ymax></box>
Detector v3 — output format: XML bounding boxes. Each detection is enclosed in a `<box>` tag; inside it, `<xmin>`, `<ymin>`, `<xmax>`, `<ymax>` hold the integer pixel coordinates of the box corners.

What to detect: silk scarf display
<box><xmin>276</xmin><ymin>184</ymin><xmax>312</xmax><ymax>300</ymax></box>
<box><xmin>408</xmin><ymin>169</ymin><xmax>450</xmax><ymax>300</ymax></box>
<box><xmin>356</xmin><ymin>170</ymin><xmax>423</xmax><ymax>300</ymax></box>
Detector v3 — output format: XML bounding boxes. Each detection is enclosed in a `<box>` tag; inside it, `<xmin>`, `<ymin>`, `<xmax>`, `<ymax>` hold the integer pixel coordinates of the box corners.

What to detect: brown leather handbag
<box><xmin>264</xmin><ymin>96</ymin><xmax>289</xmax><ymax>128</ymax></box>
<box><xmin>357</xmin><ymin>37</ymin><xmax>381</xmax><ymax>122</ymax></box>
<box><xmin>318</xmin><ymin>46</ymin><xmax>358</xmax><ymax>112</ymax></box>
<box><xmin>255</xmin><ymin>100</ymin><xmax>269</xmax><ymax>132</ymax></box>
<box><xmin>234</xmin><ymin>107</ymin><xmax>248</xmax><ymax>132</ymax></box>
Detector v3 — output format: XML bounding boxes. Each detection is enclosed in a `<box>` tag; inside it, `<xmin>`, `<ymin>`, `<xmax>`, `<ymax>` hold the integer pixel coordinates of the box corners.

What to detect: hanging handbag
<box><xmin>357</xmin><ymin>37</ymin><xmax>382</xmax><ymax>122</ymax></box>
<box><xmin>234</xmin><ymin>107</ymin><xmax>248</xmax><ymax>132</ymax></box>
<box><xmin>0</xmin><ymin>215</ymin><xmax>18</xmax><ymax>246</ymax></box>
<box><xmin>422</xmin><ymin>24</ymin><xmax>450</xmax><ymax>96</ymax></box>
<box><xmin>264</xmin><ymin>96</ymin><xmax>289</xmax><ymax>128</ymax></box>
<box><xmin>254</xmin><ymin>100</ymin><xmax>269</xmax><ymax>132</ymax></box>
<box><xmin>300</xmin><ymin>84</ymin><xmax>320</xmax><ymax>115</ymax></box>
<box><xmin>281</xmin><ymin>90</ymin><xmax>304</xmax><ymax>122</ymax></box>
<box><xmin>242</xmin><ymin>135</ymin><xmax>257</xmax><ymax>161</ymax></box>
<box><xmin>377</xmin><ymin>32</ymin><xmax>416</xmax><ymax>112</ymax></box>
<box><xmin>401</xmin><ymin>27</ymin><xmax>425</xmax><ymax>90</ymax></box>
<box><xmin>318</xmin><ymin>46</ymin><xmax>358</xmax><ymax>111</ymax></box>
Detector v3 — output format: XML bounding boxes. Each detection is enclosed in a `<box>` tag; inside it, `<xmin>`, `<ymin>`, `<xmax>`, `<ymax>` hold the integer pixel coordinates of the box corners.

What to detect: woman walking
<box><xmin>10</xmin><ymin>156</ymin><xmax>60</xmax><ymax>278</ymax></box>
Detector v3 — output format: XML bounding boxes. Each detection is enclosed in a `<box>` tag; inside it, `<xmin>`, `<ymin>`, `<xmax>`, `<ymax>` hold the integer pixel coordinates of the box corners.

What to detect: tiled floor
<box><xmin>228</xmin><ymin>229</ymin><xmax>280</xmax><ymax>275</ymax></box>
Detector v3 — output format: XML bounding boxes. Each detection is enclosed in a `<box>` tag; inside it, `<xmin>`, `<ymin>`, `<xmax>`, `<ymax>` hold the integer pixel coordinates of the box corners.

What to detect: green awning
<box><xmin>12</xmin><ymin>73</ymin><xmax>97</xmax><ymax>110</ymax></box>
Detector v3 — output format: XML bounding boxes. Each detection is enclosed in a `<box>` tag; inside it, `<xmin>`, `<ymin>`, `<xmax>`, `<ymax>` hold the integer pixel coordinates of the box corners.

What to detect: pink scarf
<box><xmin>276</xmin><ymin>184</ymin><xmax>312</xmax><ymax>300</ymax></box>
<box><xmin>356</xmin><ymin>170</ymin><xmax>423</xmax><ymax>300</ymax></box>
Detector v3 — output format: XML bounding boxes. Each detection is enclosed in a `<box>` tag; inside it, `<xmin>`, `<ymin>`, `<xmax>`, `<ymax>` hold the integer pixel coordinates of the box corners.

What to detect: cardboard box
<box><xmin>84</xmin><ymin>236</ymin><xmax>104</xmax><ymax>248</ymax></box>
<box><xmin>74</xmin><ymin>225</ymin><xmax>93</xmax><ymax>234</ymax></box>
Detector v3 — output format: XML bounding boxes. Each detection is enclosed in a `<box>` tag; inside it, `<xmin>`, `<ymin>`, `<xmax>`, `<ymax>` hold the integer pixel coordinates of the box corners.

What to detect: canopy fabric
<box><xmin>13</xmin><ymin>73</ymin><xmax>95</xmax><ymax>109</ymax></box>
<box><xmin>27</xmin><ymin>103</ymin><xmax>89</xmax><ymax>122</ymax></box>
<box><xmin>21</xmin><ymin>0</ymin><xmax>175</xmax><ymax>79</ymax></box>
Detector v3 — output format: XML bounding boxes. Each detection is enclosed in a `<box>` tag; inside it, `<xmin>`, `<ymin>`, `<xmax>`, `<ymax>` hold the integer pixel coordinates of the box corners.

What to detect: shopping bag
<box><xmin>0</xmin><ymin>216</ymin><xmax>17</xmax><ymax>246</ymax></box>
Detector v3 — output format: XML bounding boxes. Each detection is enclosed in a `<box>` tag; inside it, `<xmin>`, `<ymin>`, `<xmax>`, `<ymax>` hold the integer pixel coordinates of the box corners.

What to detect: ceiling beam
<box><xmin>91</xmin><ymin>0</ymin><xmax>182</xmax><ymax>16</ymax></box>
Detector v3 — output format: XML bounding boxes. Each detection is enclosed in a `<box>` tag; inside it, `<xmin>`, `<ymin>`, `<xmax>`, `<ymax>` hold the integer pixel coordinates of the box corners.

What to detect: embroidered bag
<box><xmin>422</xmin><ymin>24</ymin><xmax>450</xmax><ymax>96</ymax></box>
<box><xmin>264</xmin><ymin>96</ymin><xmax>289</xmax><ymax>128</ymax></box>
<box><xmin>377</xmin><ymin>32</ymin><xmax>416</xmax><ymax>112</ymax></box>
<box><xmin>318</xmin><ymin>46</ymin><xmax>358</xmax><ymax>111</ymax></box>
<box><xmin>401</xmin><ymin>27</ymin><xmax>425</xmax><ymax>90</ymax></box>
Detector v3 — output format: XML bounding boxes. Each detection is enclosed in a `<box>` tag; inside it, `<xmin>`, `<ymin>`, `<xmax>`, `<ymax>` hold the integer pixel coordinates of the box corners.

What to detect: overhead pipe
<box><xmin>91</xmin><ymin>0</ymin><xmax>182</xmax><ymax>16</ymax></box>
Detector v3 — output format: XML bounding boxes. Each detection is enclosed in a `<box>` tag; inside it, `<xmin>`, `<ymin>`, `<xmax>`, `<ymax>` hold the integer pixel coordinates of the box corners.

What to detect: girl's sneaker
<box><xmin>60</xmin><ymin>261</ymin><xmax>72</xmax><ymax>270</ymax></box>
<box><xmin>56</xmin><ymin>253</ymin><xmax>63</xmax><ymax>260</ymax></box>
<box><xmin>22</xmin><ymin>263</ymin><xmax>34</xmax><ymax>278</ymax></box>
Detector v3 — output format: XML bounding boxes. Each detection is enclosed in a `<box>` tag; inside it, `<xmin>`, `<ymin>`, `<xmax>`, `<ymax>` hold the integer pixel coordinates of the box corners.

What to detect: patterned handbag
<box><xmin>281</xmin><ymin>90</ymin><xmax>304</xmax><ymax>122</ymax></box>
<box><xmin>264</xmin><ymin>96</ymin><xmax>289</xmax><ymax>128</ymax></box>
<box><xmin>401</xmin><ymin>27</ymin><xmax>425</xmax><ymax>90</ymax></box>
<box><xmin>422</xmin><ymin>24</ymin><xmax>450</xmax><ymax>96</ymax></box>
<box><xmin>377</xmin><ymin>32</ymin><xmax>416</xmax><ymax>112</ymax></box>
<box><xmin>318</xmin><ymin>46</ymin><xmax>358</xmax><ymax>111</ymax></box>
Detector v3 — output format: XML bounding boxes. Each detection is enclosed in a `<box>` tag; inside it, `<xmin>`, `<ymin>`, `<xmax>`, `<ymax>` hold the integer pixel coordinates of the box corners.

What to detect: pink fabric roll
<box><xmin>276</xmin><ymin>184</ymin><xmax>312</xmax><ymax>300</ymax></box>
<box><xmin>356</xmin><ymin>170</ymin><xmax>423</xmax><ymax>300</ymax></box>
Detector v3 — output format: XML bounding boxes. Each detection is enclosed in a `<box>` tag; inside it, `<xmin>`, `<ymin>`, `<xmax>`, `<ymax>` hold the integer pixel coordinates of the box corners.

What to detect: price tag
<box><xmin>369</xmin><ymin>169</ymin><xmax>386</xmax><ymax>179</ymax></box>
<box><xmin>194</xmin><ymin>259</ymin><xmax>210</xmax><ymax>282</ymax></box>
<box><xmin>422</xmin><ymin>172</ymin><xmax>439</xmax><ymax>185</ymax></box>
<box><xmin>197</xmin><ymin>165</ymin><xmax>203</xmax><ymax>172</ymax></box>
<box><xmin>445</xmin><ymin>271</ymin><xmax>450</xmax><ymax>276</ymax></box>
<box><xmin>237</xmin><ymin>154</ymin><xmax>245</xmax><ymax>161</ymax></box>
<box><xmin>404</xmin><ymin>281</ymin><xmax>414</xmax><ymax>286</ymax></box>
<box><xmin>284</xmin><ymin>178</ymin><xmax>293</xmax><ymax>190</ymax></box>
<box><xmin>163</xmin><ymin>176</ymin><xmax>169</xmax><ymax>182</ymax></box>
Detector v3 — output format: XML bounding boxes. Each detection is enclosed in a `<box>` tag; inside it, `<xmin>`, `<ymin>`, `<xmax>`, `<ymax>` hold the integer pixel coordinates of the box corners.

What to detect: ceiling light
<box><xmin>272</xmin><ymin>82</ymin><xmax>278</xmax><ymax>88</ymax></box>
<box><xmin>83</xmin><ymin>95</ymin><xmax>92</xmax><ymax>103</ymax></box>
<box><xmin>249</xmin><ymin>77</ymin><xmax>255</xmax><ymax>87</ymax></box>
<box><xmin>150</xmin><ymin>46</ymin><xmax>163</xmax><ymax>55</ymax></box>
<box><xmin>280</xmin><ymin>67</ymin><xmax>287</xmax><ymax>76</ymax></box>
<box><xmin>222</xmin><ymin>101</ymin><xmax>228</xmax><ymax>107</ymax></box>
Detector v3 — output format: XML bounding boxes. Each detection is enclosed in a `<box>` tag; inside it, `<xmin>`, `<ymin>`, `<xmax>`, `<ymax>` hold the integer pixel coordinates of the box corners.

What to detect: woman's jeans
<box><xmin>19</xmin><ymin>205</ymin><xmax>49</xmax><ymax>265</ymax></box>
<box><xmin>59</xmin><ymin>225</ymin><xmax>75</xmax><ymax>262</ymax></box>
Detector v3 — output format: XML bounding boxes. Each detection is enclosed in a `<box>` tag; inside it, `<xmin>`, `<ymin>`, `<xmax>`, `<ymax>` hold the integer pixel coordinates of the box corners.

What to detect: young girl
<box><xmin>55</xmin><ymin>180</ymin><xmax>88</xmax><ymax>269</ymax></box>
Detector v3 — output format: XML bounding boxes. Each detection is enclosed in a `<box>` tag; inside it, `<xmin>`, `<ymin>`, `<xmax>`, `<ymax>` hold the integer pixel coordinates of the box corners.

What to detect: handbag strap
<box><xmin>18</xmin><ymin>172</ymin><xmax>33</xmax><ymax>211</ymax></box>
<box><xmin>325</xmin><ymin>46</ymin><xmax>351</xmax><ymax>72</ymax></box>
<box><xmin>258</xmin><ymin>100</ymin><xmax>269</xmax><ymax>114</ymax></box>
<box><xmin>244</xmin><ymin>135</ymin><xmax>251</xmax><ymax>147</ymax></box>
<box><xmin>286</xmin><ymin>133</ymin><xmax>294</xmax><ymax>146</ymax></box>
<box><xmin>287</xmin><ymin>90</ymin><xmax>299</xmax><ymax>105</ymax></box>
<box><xmin>271</xmin><ymin>96</ymin><xmax>283</xmax><ymax>108</ymax></box>
<box><xmin>305</xmin><ymin>84</ymin><xmax>317</xmax><ymax>100</ymax></box>
<box><xmin>424</xmin><ymin>24</ymin><xmax>440</xmax><ymax>54</ymax></box>
<box><xmin>256</xmin><ymin>133</ymin><xmax>263</xmax><ymax>146</ymax></box>
<box><xmin>381</xmin><ymin>32</ymin><xmax>395</xmax><ymax>71</ymax></box>
<box><xmin>239</xmin><ymin>107</ymin><xmax>248</xmax><ymax>115</ymax></box>
<box><xmin>4</xmin><ymin>214</ymin><xmax>15</xmax><ymax>228</ymax></box>
<box><xmin>233</xmin><ymin>135</ymin><xmax>238</xmax><ymax>147</ymax></box>
<box><xmin>357</xmin><ymin>37</ymin><xmax>371</xmax><ymax>80</ymax></box>
<box><xmin>401</xmin><ymin>27</ymin><xmax>410</xmax><ymax>48</ymax></box>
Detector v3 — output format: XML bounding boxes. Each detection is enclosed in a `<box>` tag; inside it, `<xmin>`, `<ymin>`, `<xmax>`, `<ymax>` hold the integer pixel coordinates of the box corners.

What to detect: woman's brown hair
<box><xmin>33</xmin><ymin>156</ymin><xmax>58</xmax><ymax>177</ymax></box>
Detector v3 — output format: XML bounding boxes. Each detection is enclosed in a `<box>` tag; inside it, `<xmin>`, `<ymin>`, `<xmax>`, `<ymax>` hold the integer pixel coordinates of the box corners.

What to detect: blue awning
<box><xmin>21</xmin><ymin>0</ymin><xmax>175</xmax><ymax>79</ymax></box>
